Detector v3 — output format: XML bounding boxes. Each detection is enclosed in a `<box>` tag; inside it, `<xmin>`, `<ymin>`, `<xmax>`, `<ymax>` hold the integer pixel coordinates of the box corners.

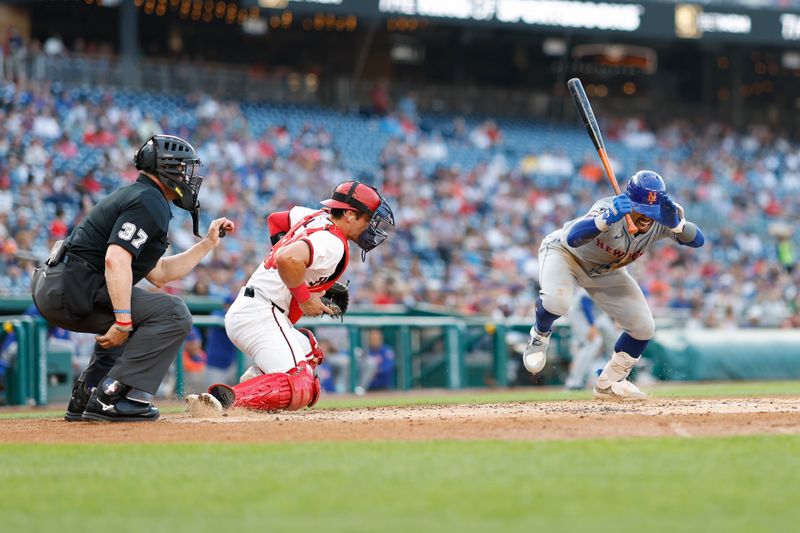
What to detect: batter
<box><xmin>523</xmin><ymin>170</ymin><xmax>705</xmax><ymax>399</ymax></box>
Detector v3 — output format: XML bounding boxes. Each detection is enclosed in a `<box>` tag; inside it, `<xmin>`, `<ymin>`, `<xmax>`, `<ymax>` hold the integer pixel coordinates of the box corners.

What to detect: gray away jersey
<box><xmin>544</xmin><ymin>196</ymin><xmax>679</xmax><ymax>277</ymax></box>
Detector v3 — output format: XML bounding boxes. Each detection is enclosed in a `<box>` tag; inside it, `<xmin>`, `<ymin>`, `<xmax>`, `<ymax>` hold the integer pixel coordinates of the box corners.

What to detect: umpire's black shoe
<box><xmin>64</xmin><ymin>380</ymin><xmax>93</xmax><ymax>422</ymax></box>
<box><xmin>81</xmin><ymin>378</ymin><xmax>160</xmax><ymax>422</ymax></box>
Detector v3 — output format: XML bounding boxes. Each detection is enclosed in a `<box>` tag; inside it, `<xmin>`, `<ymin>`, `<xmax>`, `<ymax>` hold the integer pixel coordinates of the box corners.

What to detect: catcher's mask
<box><xmin>135</xmin><ymin>135</ymin><xmax>205</xmax><ymax>237</ymax></box>
<box><xmin>626</xmin><ymin>170</ymin><xmax>666</xmax><ymax>220</ymax></box>
<box><xmin>321</xmin><ymin>180</ymin><xmax>395</xmax><ymax>260</ymax></box>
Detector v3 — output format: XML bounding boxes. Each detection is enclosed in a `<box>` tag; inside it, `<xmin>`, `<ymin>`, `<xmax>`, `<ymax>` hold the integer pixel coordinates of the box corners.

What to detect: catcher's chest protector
<box><xmin>230</xmin><ymin>362</ymin><xmax>321</xmax><ymax>411</ymax></box>
<box><xmin>264</xmin><ymin>211</ymin><xmax>350</xmax><ymax>323</ymax></box>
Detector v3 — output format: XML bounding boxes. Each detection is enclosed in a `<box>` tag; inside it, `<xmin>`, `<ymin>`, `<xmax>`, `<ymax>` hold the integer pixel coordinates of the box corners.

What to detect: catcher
<box><xmin>188</xmin><ymin>180</ymin><xmax>394</xmax><ymax>413</ymax></box>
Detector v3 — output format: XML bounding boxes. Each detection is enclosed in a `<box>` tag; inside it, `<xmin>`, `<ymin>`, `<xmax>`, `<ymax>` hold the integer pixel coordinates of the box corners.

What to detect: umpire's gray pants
<box><xmin>31</xmin><ymin>263</ymin><xmax>192</xmax><ymax>394</ymax></box>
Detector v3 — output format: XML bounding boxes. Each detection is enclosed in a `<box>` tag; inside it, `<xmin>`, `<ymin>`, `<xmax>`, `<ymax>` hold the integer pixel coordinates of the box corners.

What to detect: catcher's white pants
<box><xmin>224</xmin><ymin>289</ymin><xmax>311</xmax><ymax>374</ymax></box>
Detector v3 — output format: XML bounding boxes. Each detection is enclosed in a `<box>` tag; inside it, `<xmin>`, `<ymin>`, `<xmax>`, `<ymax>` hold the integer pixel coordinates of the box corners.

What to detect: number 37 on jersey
<box><xmin>118</xmin><ymin>222</ymin><xmax>149</xmax><ymax>249</ymax></box>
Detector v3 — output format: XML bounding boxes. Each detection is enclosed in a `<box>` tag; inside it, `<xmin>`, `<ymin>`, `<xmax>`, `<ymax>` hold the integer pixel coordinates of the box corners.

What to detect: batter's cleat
<box><xmin>81</xmin><ymin>377</ymin><xmax>160</xmax><ymax>422</ymax></box>
<box><xmin>522</xmin><ymin>330</ymin><xmax>551</xmax><ymax>374</ymax></box>
<box><xmin>185</xmin><ymin>393</ymin><xmax>224</xmax><ymax>416</ymax></box>
<box><xmin>207</xmin><ymin>383</ymin><xmax>236</xmax><ymax>409</ymax></box>
<box><xmin>593</xmin><ymin>380</ymin><xmax>647</xmax><ymax>400</ymax></box>
<box><xmin>64</xmin><ymin>380</ymin><xmax>93</xmax><ymax>422</ymax></box>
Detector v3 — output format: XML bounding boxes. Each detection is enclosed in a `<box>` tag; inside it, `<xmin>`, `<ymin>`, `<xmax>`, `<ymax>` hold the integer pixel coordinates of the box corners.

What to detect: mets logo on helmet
<box><xmin>647</xmin><ymin>191</ymin><xmax>658</xmax><ymax>204</ymax></box>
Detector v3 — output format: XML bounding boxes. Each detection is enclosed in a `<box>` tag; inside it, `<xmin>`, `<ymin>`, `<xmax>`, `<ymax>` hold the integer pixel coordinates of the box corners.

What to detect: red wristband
<box><xmin>115</xmin><ymin>320</ymin><xmax>132</xmax><ymax>326</ymax></box>
<box><xmin>288</xmin><ymin>284</ymin><xmax>311</xmax><ymax>304</ymax></box>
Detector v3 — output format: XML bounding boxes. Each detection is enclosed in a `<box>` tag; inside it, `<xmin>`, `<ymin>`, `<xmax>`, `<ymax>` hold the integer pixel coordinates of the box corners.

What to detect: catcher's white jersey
<box><xmin>245</xmin><ymin>207</ymin><xmax>345</xmax><ymax>313</ymax></box>
<box><xmin>224</xmin><ymin>207</ymin><xmax>346</xmax><ymax>375</ymax></box>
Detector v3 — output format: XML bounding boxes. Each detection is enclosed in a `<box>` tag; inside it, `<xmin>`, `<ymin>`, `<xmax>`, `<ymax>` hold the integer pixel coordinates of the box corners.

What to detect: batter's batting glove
<box><xmin>603</xmin><ymin>194</ymin><xmax>632</xmax><ymax>225</ymax></box>
<box><xmin>658</xmin><ymin>195</ymin><xmax>685</xmax><ymax>232</ymax></box>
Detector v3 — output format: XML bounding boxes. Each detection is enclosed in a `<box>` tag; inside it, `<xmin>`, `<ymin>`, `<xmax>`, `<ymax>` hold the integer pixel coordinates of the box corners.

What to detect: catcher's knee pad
<box><xmin>211</xmin><ymin>361</ymin><xmax>321</xmax><ymax>411</ymax></box>
<box><xmin>296</xmin><ymin>327</ymin><xmax>324</xmax><ymax>367</ymax></box>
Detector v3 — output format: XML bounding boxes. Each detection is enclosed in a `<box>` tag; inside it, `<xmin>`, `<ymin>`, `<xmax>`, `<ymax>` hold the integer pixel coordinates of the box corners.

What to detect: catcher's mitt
<box><xmin>321</xmin><ymin>281</ymin><xmax>349</xmax><ymax>320</ymax></box>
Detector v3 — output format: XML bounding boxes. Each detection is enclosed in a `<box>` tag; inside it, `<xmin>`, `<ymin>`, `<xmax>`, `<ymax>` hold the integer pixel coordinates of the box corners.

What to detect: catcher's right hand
<box><xmin>321</xmin><ymin>281</ymin><xmax>349</xmax><ymax>320</ymax></box>
<box><xmin>299</xmin><ymin>297</ymin><xmax>332</xmax><ymax>318</ymax></box>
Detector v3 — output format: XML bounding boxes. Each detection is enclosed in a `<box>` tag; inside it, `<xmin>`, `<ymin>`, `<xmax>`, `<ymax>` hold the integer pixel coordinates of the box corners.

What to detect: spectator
<box><xmin>370</xmin><ymin>78</ymin><xmax>390</xmax><ymax>117</ymax></box>
<box><xmin>0</xmin><ymin>75</ymin><xmax>799</xmax><ymax>329</ymax></box>
<box><xmin>316</xmin><ymin>338</ymin><xmax>352</xmax><ymax>394</ymax></box>
<box><xmin>358</xmin><ymin>329</ymin><xmax>396</xmax><ymax>393</ymax></box>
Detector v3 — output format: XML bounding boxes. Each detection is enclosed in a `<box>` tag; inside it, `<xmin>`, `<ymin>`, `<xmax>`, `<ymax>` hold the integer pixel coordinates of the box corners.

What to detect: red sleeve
<box><xmin>267</xmin><ymin>211</ymin><xmax>291</xmax><ymax>236</ymax></box>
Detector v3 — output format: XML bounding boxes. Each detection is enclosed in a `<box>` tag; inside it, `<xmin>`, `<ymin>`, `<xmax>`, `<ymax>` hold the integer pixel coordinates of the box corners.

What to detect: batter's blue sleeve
<box><xmin>566</xmin><ymin>217</ymin><xmax>602</xmax><ymax>247</ymax></box>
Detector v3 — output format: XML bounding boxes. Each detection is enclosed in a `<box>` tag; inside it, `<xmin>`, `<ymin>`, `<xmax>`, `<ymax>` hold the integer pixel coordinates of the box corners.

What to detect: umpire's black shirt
<box><xmin>68</xmin><ymin>174</ymin><xmax>172</xmax><ymax>283</ymax></box>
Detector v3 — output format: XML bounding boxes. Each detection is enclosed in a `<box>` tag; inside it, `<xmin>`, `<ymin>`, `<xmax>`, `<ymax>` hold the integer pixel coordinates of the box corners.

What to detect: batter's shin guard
<box><xmin>208</xmin><ymin>362</ymin><xmax>321</xmax><ymax>411</ymax></box>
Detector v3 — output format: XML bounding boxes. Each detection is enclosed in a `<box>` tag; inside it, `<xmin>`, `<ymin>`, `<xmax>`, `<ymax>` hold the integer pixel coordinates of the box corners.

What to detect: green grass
<box><xmin>1</xmin><ymin>436</ymin><xmax>798</xmax><ymax>533</ymax></box>
<box><xmin>2</xmin><ymin>380</ymin><xmax>799</xmax><ymax>417</ymax></box>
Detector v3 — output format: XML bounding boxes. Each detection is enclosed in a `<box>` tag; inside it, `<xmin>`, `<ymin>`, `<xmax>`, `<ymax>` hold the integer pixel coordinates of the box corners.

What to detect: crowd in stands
<box><xmin>1</xmin><ymin>70</ymin><xmax>799</xmax><ymax>335</ymax></box>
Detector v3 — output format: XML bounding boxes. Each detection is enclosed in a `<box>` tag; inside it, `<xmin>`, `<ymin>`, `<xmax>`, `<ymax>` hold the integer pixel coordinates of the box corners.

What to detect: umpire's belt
<box><xmin>243</xmin><ymin>285</ymin><xmax>286</xmax><ymax>313</ymax></box>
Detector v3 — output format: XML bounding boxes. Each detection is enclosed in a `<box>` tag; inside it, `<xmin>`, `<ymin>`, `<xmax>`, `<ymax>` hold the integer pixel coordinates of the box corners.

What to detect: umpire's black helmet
<box><xmin>134</xmin><ymin>135</ymin><xmax>203</xmax><ymax>213</ymax></box>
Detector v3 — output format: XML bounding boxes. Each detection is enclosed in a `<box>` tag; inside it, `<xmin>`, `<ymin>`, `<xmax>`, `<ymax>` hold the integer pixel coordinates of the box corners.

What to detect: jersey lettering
<box><xmin>132</xmin><ymin>229</ymin><xmax>148</xmax><ymax>248</ymax></box>
<box><xmin>309</xmin><ymin>275</ymin><xmax>330</xmax><ymax>288</ymax></box>
<box><xmin>118</xmin><ymin>222</ymin><xmax>149</xmax><ymax>249</ymax></box>
<box><xmin>118</xmin><ymin>222</ymin><xmax>136</xmax><ymax>241</ymax></box>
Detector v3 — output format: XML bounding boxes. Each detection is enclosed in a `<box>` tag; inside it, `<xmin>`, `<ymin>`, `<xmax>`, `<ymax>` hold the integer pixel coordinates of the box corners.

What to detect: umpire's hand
<box><xmin>206</xmin><ymin>218</ymin><xmax>236</xmax><ymax>246</ymax></box>
<box><xmin>96</xmin><ymin>324</ymin><xmax>130</xmax><ymax>349</ymax></box>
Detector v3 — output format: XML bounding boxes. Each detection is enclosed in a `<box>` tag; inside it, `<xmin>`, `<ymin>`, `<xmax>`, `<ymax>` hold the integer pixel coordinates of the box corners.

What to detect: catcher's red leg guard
<box><xmin>208</xmin><ymin>362</ymin><xmax>321</xmax><ymax>411</ymax></box>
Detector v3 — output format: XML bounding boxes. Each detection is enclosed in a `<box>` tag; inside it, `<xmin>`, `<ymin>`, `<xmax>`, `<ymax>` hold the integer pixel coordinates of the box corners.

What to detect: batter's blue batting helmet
<box><xmin>626</xmin><ymin>170</ymin><xmax>665</xmax><ymax>218</ymax></box>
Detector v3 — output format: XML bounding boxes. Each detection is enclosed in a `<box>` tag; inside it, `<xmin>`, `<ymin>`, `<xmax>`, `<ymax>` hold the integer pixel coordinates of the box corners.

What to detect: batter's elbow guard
<box><xmin>693</xmin><ymin>227</ymin><xmax>705</xmax><ymax>247</ymax></box>
<box><xmin>680</xmin><ymin>226</ymin><xmax>705</xmax><ymax>248</ymax></box>
<box><xmin>691</xmin><ymin>232</ymin><xmax>705</xmax><ymax>248</ymax></box>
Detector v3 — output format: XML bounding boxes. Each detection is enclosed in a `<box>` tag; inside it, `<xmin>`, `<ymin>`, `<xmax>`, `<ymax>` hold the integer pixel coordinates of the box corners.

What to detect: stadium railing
<box><xmin>186</xmin><ymin>314</ymin><xmax>529</xmax><ymax>399</ymax></box>
<box><xmin>0</xmin><ymin>310</ymin><xmax>559</xmax><ymax>404</ymax></box>
<box><xmin>0</xmin><ymin>315</ymin><xmax>49</xmax><ymax>407</ymax></box>
<box><xmin>4</xmin><ymin>308</ymin><xmax>800</xmax><ymax>406</ymax></box>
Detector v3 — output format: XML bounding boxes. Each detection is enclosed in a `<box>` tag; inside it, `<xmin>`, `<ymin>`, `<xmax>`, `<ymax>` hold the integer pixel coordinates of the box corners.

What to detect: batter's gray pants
<box><xmin>537</xmin><ymin>243</ymin><xmax>655</xmax><ymax>341</ymax></box>
<box><xmin>31</xmin><ymin>263</ymin><xmax>192</xmax><ymax>394</ymax></box>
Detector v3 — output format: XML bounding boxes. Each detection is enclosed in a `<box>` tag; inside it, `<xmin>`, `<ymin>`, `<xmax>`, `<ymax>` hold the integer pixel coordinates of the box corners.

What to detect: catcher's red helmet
<box><xmin>321</xmin><ymin>180</ymin><xmax>395</xmax><ymax>259</ymax></box>
<box><xmin>321</xmin><ymin>181</ymin><xmax>383</xmax><ymax>215</ymax></box>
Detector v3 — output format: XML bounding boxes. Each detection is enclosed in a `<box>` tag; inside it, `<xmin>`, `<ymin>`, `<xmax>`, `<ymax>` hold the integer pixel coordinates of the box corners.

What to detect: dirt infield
<box><xmin>1</xmin><ymin>397</ymin><xmax>799</xmax><ymax>443</ymax></box>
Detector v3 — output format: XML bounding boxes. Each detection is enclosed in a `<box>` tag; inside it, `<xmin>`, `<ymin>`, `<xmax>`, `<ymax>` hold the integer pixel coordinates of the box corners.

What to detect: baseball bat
<box><xmin>567</xmin><ymin>78</ymin><xmax>637</xmax><ymax>234</ymax></box>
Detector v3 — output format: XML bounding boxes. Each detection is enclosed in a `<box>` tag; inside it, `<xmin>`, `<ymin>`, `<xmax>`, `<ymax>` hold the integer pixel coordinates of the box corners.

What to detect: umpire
<box><xmin>31</xmin><ymin>134</ymin><xmax>235</xmax><ymax>422</ymax></box>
